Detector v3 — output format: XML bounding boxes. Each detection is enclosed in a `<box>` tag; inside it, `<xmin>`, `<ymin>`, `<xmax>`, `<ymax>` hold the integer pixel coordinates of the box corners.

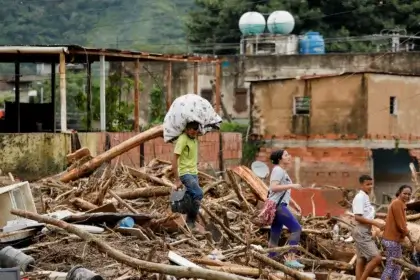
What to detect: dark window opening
<box><xmin>200</xmin><ymin>88</ymin><xmax>213</xmax><ymax>103</ymax></box>
<box><xmin>234</xmin><ymin>88</ymin><xmax>247</xmax><ymax>113</ymax></box>
<box><xmin>389</xmin><ymin>96</ymin><xmax>397</xmax><ymax>115</ymax></box>
<box><xmin>294</xmin><ymin>96</ymin><xmax>310</xmax><ymax>115</ymax></box>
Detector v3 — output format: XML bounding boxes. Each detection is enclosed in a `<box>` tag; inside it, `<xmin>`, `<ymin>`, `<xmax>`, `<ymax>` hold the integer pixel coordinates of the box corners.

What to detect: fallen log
<box><xmin>250</xmin><ymin>250</ymin><xmax>312</xmax><ymax>280</ymax></box>
<box><xmin>67</xmin><ymin>147</ymin><xmax>91</xmax><ymax>164</ymax></box>
<box><xmin>127</xmin><ymin>166</ymin><xmax>176</xmax><ymax>189</ymax></box>
<box><xmin>60</xmin><ymin>125</ymin><xmax>163</xmax><ymax>183</ymax></box>
<box><xmin>392</xmin><ymin>257</ymin><xmax>420</xmax><ymax>272</ymax></box>
<box><xmin>226</xmin><ymin>169</ymin><xmax>251</xmax><ymax>210</ymax></box>
<box><xmin>296</xmin><ymin>258</ymin><xmax>353</xmax><ymax>271</ymax></box>
<box><xmin>11</xmin><ymin>209</ymin><xmax>253</xmax><ymax>280</ymax></box>
<box><xmin>116</xmin><ymin>186</ymin><xmax>171</xmax><ymax>199</ymax></box>
<box><xmin>109</xmin><ymin>190</ymin><xmax>139</xmax><ymax>214</ymax></box>
<box><xmin>154</xmin><ymin>159</ymin><xmax>218</xmax><ymax>181</ymax></box>
<box><xmin>207</xmin><ymin>265</ymin><xmax>261</xmax><ymax>277</ymax></box>
<box><xmin>407</xmin><ymin>213</ymin><xmax>420</xmax><ymax>221</ymax></box>
<box><xmin>201</xmin><ymin>204</ymin><xmax>246</xmax><ymax>244</ymax></box>
<box><xmin>70</xmin><ymin>198</ymin><xmax>97</xmax><ymax>211</ymax></box>
<box><xmin>231</xmin><ymin>166</ymin><xmax>267</xmax><ymax>201</ymax></box>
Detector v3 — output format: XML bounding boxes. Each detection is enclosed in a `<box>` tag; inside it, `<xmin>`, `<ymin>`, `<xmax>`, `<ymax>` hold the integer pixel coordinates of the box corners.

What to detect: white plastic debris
<box><xmin>163</xmin><ymin>93</ymin><xmax>222</xmax><ymax>143</ymax></box>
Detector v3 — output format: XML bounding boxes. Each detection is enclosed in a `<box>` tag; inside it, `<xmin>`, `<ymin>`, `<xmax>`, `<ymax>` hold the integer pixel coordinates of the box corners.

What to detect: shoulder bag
<box><xmin>253</xmin><ymin>190</ymin><xmax>287</xmax><ymax>227</ymax></box>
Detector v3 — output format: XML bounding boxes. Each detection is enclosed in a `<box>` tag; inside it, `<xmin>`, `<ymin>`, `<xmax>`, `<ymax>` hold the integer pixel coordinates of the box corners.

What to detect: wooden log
<box><xmin>201</xmin><ymin>204</ymin><xmax>246</xmax><ymax>244</ymax></box>
<box><xmin>207</xmin><ymin>265</ymin><xmax>261</xmax><ymax>277</ymax></box>
<box><xmin>116</xmin><ymin>186</ymin><xmax>170</xmax><ymax>199</ymax></box>
<box><xmin>11</xmin><ymin>209</ymin><xmax>253</xmax><ymax>280</ymax></box>
<box><xmin>250</xmin><ymin>250</ymin><xmax>312</xmax><ymax>280</ymax></box>
<box><xmin>226</xmin><ymin>169</ymin><xmax>250</xmax><ymax>210</ymax></box>
<box><xmin>60</xmin><ymin>125</ymin><xmax>163</xmax><ymax>183</ymax></box>
<box><xmin>67</xmin><ymin>147</ymin><xmax>91</xmax><ymax>164</ymax></box>
<box><xmin>155</xmin><ymin>158</ymin><xmax>217</xmax><ymax>181</ymax></box>
<box><xmin>127</xmin><ymin>166</ymin><xmax>176</xmax><ymax>189</ymax></box>
<box><xmin>94</xmin><ymin>178</ymin><xmax>112</xmax><ymax>206</ymax></box>
<box><xmin>392</xmin><ymin>257</ymin><xmax>420</xmax><ymax>272</ymax></box>
<box><xmin>109</xmin><ymin>190</ymin><xmax>139</xmax><ymax>214</ymax></box>
<box><xmin>407</xmin><ymin>213</ymin><xmax>420</xmax><ymax>221</ymax></box>
<box><xmin>231</xmin><ymin>166</ymin><xmax>267</xmax><ymax>201</ymax></box>
<box><xmin>70</xmin><ymin>198</ymin><xmax>96</xmax><ymax>211</ymax></box>
<box><xmin>297</xmin><ymin>258</ymin><xmax>353</xmax><ymax>271</ymax></box>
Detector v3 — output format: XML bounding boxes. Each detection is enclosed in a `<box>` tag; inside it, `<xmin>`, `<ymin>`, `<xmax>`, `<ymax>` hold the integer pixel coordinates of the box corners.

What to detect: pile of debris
<box><xmin>1</xmin><ymin>127</ymin><xmax>420</xmax><ymax>279</ymax></box>
<box><xmin>11</xmin><ymin>159</ymin><xmax>358</xmax><ymax>280</ymax></box>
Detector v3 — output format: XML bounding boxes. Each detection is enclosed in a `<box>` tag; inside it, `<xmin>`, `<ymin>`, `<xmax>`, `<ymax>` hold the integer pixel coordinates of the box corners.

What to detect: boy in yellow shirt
<box><xmin>172</xmin><ymin>121</ymin><xmax>202</xmax><ymax>231</ymax></box>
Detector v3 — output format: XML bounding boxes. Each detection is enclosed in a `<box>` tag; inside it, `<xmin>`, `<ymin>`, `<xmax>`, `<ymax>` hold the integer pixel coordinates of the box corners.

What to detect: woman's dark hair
<box><xmin>270</xmin><ymin>149</ymin><xmax>285</xmax><ymax>165</ymax></box>
<box><xmin>396</xmin><ymin>184</ymin><xmax>412</xmax><ymax>197</ymax></box>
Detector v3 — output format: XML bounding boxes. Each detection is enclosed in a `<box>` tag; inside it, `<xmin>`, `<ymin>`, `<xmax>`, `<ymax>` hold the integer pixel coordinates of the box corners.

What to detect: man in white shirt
<box><xmin>352</xmin><ymin>175</ymin><xmax>385</xmax><ymax>280</ymax></box>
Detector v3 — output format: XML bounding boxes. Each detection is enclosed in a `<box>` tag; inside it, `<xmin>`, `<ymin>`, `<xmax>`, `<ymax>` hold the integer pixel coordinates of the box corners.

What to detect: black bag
<box><xmin>170</xmin><ymin>188</ymin><xmax>193</xmax><ymax>214</ymax></box>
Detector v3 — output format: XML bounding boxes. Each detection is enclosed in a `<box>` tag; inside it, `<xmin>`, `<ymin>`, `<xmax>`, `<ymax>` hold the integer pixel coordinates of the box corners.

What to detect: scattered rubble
<box><xmin>0</xmin><ymin>129</ymin><xmax>420</xmax><ymax>279</ymax></box>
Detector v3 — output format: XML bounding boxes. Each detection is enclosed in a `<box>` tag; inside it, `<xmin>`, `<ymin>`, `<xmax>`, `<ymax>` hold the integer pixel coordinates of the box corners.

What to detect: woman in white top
<box><xmin>267</xmin><ymin>149</ymin><xmax>304</xmax><ymax>269</ymax></box>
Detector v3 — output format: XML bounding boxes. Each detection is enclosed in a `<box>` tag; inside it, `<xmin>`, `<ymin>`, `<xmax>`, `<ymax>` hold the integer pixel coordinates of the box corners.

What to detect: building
<box><xmin>250</xmin><ymin>72</ymin><xmax>420</xmax><ymax>202</ymax></box>
<box><xmin>129</xmin><ymin>52</ymin><xmax>420</xmax><ymax>124</ymax></box>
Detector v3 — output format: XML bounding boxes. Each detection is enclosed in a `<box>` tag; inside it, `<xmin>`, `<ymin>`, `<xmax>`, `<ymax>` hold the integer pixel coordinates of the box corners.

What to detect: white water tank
<box><xmin>239</xmin><ymin>11</ymin><xmax>266</xmax><ymax>36</ymax></box>
<box><xmin>267</xmin><ymin>11</ymin><xmax>295</xmax><ymax>35</ymax></box>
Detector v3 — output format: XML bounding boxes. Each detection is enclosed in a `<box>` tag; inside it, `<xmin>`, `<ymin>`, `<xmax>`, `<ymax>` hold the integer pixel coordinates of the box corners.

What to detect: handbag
<box><xmin>253</xmin><ymin>191</ymin><xmax>287</xmax><ymax>227</ymax></box>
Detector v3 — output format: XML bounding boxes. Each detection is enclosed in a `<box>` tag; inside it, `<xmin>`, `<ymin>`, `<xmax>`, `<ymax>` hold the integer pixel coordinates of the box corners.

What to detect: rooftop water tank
<box><xmin>239</xmin><ymin>12</ymin><xmax>266</xmax><ymax>36</ymax></box>
<box><xmin>267</xmin><ymin>11</ymin><xmax>295</xmax><ymax>35</ymax></box>
<box><xmin>299</xmin><ymin>31</ymin><xmax>325</xmax><ymax>54</ymax></box>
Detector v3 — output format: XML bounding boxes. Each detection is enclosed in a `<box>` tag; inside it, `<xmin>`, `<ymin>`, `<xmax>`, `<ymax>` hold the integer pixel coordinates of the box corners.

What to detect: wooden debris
<box><xmin>11</xmin><ymin>209</ymin><xmax>253</xmax><ymax>280</ymax></box>
<box><xmin>60</xmin><ymin>125</ymin><xmax>163</xmax><ymax>182</ymax></box>
<box><xmin>14</xmin><ymin>153</ymin><xmax>410</xmax><ymax>279</ymax></box>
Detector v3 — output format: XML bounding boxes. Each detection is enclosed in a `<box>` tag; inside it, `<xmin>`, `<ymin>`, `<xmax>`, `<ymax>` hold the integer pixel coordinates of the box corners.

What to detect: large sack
<box><xmin>163</xmin><ymin>93</ymin><xmax>222</xmax><ymax>143</ymax></box>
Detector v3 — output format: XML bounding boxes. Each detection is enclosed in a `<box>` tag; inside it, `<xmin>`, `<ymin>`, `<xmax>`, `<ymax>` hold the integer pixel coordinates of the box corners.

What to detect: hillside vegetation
<box><xmin>0</xmin><ymin>0</ymin><xmax>194</xmax><ymax>52</ymax></box>
<box><xmin>1</xmin><ymin>0</ymin><xmax>419</xmax><ymax>55</ymax></box>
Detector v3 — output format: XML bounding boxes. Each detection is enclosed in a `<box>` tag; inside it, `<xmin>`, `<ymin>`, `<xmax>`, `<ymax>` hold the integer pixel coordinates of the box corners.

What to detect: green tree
<box><xmin>185</xmin><ymin>0</ymin><xmax>420</xmax><ymax>54</ymax></box>
<box><xmin>148</xmin><ymin>84</ymin><xmax>166</xmax><ymax>124</ymax></box>
<box><xmin>185</xmin><ymin>0</ymin><xmax>263</xmax><ymax>54</ymax></box>
<box><xmin>38</xmin><ymin>71</ymin><xmax>134</xmax><ymax>132</ymax></box>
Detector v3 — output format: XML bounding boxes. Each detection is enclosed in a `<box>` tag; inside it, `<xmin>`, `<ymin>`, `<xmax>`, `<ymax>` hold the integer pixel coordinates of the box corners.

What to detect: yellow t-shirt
<box><xmin>174</xmin><ymin>133</ymin><xmax>198</xmax><ymax>176</ymax></box>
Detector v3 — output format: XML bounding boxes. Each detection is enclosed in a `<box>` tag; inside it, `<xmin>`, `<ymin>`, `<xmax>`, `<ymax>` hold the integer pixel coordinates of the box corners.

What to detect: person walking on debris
<box><xmin>267</xmin><ymin>149</ymin><xmax>305</xmax><ymax>269</ymax></box>
<box><xmin>381</xmin><ymin>185</ymin><xmax>414</xmax><ymax>280</ymax></box>
<box><xmin>352</xmin><ymin>175</ymin><xmax>384</xmax><ymax>280</ymax></box>
<box><xmin>172</xmin><ymin>121</ymin><xmax>202</xmax><ymax>233</ymax></box>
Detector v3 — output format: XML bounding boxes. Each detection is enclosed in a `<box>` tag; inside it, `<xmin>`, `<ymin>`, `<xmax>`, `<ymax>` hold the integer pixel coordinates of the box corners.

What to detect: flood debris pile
<box><xmin>0</xmin><ymin>156</ymin><xmax>360</xmax><ymax>280</ymax></box>
<box><xmin>1</xmin><ymin>128</ymin><xmax>420</xmax><ymax>279</ymax></box>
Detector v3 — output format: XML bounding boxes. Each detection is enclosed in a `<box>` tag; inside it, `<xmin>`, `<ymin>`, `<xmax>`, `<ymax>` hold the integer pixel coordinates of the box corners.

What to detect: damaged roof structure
<box><xmin>0</xmin><ymin>44</ymin><xmax>222</xmax><ymax>133</ymax></box>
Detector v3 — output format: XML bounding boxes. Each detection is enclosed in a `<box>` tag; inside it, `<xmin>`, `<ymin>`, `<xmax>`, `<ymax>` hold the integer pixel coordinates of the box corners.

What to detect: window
<box><xmin>293</xmin><ymin>96</ymin><xmax>310</xmax><ymax>115</ymax></box>
<box><xmin>233</xmin><ymin>88</ymin><xmax>247</xmax><ymax>113</ymax></box>
<box><xmin>200</xmin><ymin>88</ymin><xmax>213</xmax><ymax>103</ymax></box>
<box><xmin>389</xmin><ymin>96</ymin><xmax>397</xmax><ymax>115</ymax></box>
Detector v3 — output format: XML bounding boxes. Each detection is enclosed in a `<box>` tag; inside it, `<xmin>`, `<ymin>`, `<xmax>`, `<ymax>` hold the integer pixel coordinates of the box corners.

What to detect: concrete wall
<box><xmin>183</xmin><ymin>52</ymin><xmax>420</xmax><ymax>122</ymax></box>
<box><xmin>0</xmin><ymin>133</ymin><xmax>70</xmax><ymax>179</ymax></box>
<box><xmin>132</xmin><ymin>52</ymin><xmax>420</xmax><ymax>123</ymax></box>
<box><xmin>251</xmin><ymin>73</ymin><xmax>420</xmax><ymax>137</ymax></box>
<box><xmin>367</xmin><ymin>73</ymin><xmax>420</xmax><ymax>136</ymax></box>
<box><xmin>251</xmin><ymin>74</ymin><xmax>368</xmax><ymax>136</ymax></box>
<box><xmin>0</xmin><ymin>131</ymin><xmax>242</xmax><ymax>180</ymax></box>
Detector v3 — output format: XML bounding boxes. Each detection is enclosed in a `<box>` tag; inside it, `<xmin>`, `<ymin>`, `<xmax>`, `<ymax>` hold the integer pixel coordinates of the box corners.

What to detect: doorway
<box><xmin>372</xmin><ymin>148</ymin><xmax>418</xmax><ymax>204</ymax></box>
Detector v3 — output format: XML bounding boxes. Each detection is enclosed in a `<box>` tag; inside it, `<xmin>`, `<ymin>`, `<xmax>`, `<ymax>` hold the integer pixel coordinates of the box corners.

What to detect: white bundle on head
<box><xmin>163</xmin><ymin>93</ymin><xmax>222</xmax><ymax>143</ymax></box>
